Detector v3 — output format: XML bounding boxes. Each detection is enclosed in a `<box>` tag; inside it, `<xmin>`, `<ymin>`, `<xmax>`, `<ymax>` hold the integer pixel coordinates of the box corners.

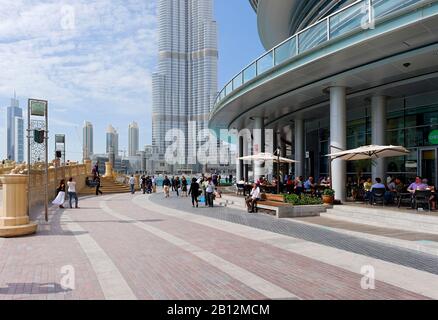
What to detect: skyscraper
<box><xmin>83</xmin><ymin>121</ymin><xmax>94</xmax><ymax>160</ymax></box>
<box><xmin>6</xmin><ymin>93</ymin><xmax>24</xmax><ymax>163</ymax></box>
<box><xmin>128</xmin><ymin>121</ymin><xmax>139</xmax><ymax>157</ymax></box>
<box><xmin>152</xmin><ymin>0</ymin><xmax>218</xmax><ymax>171</ymax></box>
<box><xmin>106</xmin><ymin>124</ymin><xmax>119</xmax><ymax>158</ymax></box>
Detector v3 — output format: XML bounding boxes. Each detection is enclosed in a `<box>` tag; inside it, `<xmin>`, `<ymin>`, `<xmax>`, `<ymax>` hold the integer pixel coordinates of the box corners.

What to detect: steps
<box><xmin>323</xmin><ymin>205</ymin><xmax>438</xmax><ymax>235</ymax></box>
<box><xmin>80</xmin><ymin>177</ymin><xmax>131</xmax><ymax>195</ymax></box>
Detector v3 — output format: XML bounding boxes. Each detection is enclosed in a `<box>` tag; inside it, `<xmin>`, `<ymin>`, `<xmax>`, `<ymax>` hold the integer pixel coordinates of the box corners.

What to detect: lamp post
<box><xmin>275</xmin><ymin>147</ymin><xmax>281</xmax><ymax>195</ymax></box>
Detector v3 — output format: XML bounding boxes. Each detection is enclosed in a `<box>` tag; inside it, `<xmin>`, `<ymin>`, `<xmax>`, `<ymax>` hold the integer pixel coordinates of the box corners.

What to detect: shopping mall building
<box><xmin>209</xmin><ymin>0</ymin><xmax>438</xmax><ymax>202</ymax></box>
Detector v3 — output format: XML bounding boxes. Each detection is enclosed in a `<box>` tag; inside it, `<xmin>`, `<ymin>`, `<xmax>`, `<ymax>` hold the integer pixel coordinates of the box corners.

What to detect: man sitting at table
<box><xmin>369</xmin><ymin>178</ymin><xmax>386</xmax><ymax>204</ymax></box>
<box><xmin>246</xmin><ymin>183</ymin><xmax>261</xmax><ymax>213</ymax></box>
<box><xmin>407</xmin><ymin>176</ymin><xmax>427</xmax><ymax>193</ymax></box>
<box><xmin>304</xmin><ymin>176</ymin><xmax>315</xmax><ymax>194</ymax></box>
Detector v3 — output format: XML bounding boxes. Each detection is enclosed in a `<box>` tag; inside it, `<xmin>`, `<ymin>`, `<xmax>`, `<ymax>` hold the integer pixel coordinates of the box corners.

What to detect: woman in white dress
<box><xmin>52</xmin><ymin>179</ymin><xmax>66</xmax><ymax>209</ymax></box>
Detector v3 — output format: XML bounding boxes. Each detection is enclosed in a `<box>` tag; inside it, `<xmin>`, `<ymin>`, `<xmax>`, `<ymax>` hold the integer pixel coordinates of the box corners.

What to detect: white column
<box><xmin>371</xmin><ymin>96</ymin><xmax>387</xmax><ymax>181</ymax></box>
<box><xmin>294</xmin><ymin>119</ymin><xmax>305</xmax><ymax>178</ymax></box>
<box><xmin>330</xmin><ymin>87</ymin><xmax>347</xmax><ymax>202</ymax></box>
<box><xmin>237</xmin><ymin>135</ymin><xmax>244</xmax><ymax>181</ymax></box>
<box><xmin>253</xmin><ymin>117</ymin><xmax>264</xmax><ymax>180</ymax></box>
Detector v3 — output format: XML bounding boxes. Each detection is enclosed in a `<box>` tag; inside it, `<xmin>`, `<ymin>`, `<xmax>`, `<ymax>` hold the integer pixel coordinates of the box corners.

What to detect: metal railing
<box><xmin>214</xmin><ymin>0</ymin><xmax>432</xmax><ymax>107</ymax></box>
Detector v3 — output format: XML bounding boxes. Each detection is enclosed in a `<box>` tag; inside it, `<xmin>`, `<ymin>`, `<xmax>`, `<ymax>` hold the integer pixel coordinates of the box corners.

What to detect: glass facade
<box><xmin>215</xmin><ymin>0</ymin><xmax>429</xmax><ymax>106</ymax></box>
<box><xmin>310</xmin><ymin>98</ymin><xmax>438</xmax><ymax>186</ymax></box>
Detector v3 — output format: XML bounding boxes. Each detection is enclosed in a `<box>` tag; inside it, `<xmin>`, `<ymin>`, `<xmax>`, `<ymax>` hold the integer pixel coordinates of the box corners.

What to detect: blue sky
<box><xmin>0</xmin><ymin>0</ymin><xmax>264</xmax><ymax>161</ymax></box>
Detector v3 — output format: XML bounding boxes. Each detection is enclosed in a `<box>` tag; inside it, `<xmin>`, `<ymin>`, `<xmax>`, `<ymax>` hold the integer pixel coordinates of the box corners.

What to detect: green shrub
<box><xmin>284</xmin><ymin>194</ymin><xmax>323</xmax><ymax>206</ymax></box>
<box><xmin>323</xmin><ymin>188</ymin><xmax>335</xmax><ymax>196</ymax></box>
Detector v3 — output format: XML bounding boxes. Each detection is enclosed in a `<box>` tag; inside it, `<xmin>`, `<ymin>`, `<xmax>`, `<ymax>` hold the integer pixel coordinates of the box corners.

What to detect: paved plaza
<box><xmin>1</xmin><ymin>191</ymin><xmax>438</xmax><ymax>300</ymax></box>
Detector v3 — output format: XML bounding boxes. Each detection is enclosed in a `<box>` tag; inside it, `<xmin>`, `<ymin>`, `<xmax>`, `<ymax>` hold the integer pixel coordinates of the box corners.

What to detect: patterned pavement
<box><xmin>0</xmin><ymin>191</ymin><xmax>437</xmax><ymax>300</ymax></box>
<box><xmin>150</xmin><ymin>193</ymin><xmax>438</xmax><ymax>275</ymax></box>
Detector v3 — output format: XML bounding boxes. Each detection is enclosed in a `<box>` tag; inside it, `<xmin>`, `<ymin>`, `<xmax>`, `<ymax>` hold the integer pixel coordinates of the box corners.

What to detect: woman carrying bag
<box><xmin>52</xmin><ymin>179</ymin><xmax>66</xmax><ymax>209</ymax></box>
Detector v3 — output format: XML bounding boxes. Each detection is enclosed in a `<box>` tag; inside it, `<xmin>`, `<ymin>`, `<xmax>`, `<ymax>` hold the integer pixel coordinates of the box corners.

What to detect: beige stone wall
<box><xmin>28</xmin><ymin>164</ymin><xmax>87</xmax><ymax>208</ymax></box>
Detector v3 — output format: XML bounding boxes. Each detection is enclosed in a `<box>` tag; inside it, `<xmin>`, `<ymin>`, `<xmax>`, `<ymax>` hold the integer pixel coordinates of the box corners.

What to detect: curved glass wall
<box><xmin>215</xmin><ymin>0</ymin><xmax>432</xmax><ymax>107</ymax></box>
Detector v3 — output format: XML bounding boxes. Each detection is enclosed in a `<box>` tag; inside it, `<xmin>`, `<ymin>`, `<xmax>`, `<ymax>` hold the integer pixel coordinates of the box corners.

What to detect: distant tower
<box><xmin>6</xmin><ymin>92</ymin><xmax>24</xmax><ymax>162</ymax></box>
<box><xmin>152</xmin><ymin>0</ymin><xmax>218</xmax><ymax>170</ymax></box>
<box><xmin>128</xmin><ymin>121</ymin><xmax>139</xmax><ymax>157</ymax></box>
<box><xmin>83</xmin><ymin>121</ymin><xmax>94</xmax><ymax>160</ymax></box>
<box><xmin>106</xmin><ymin>125</ymin><xmax>119</xmax><ymax>164</ymax></box>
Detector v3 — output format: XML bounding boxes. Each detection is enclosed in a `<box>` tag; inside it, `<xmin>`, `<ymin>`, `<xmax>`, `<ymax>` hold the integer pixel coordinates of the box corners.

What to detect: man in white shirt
<box><xmin>67</xmin><ymin>177</ymin><xmax>79</xmax><ymax>209</ymax></box>
<box><xmin>129</xmin><ymin>175</ymin><xmax>136</xmax><ymax>194</ymax></box>
<box><xmin>205</xmin><ymin>177</ymin><xmax>215</xmax><ymax>207</ymax></box>
<box><xmin>246</xmin><ymin>183</ymin><xmax>261</xmax><ymax>213</ymax></box>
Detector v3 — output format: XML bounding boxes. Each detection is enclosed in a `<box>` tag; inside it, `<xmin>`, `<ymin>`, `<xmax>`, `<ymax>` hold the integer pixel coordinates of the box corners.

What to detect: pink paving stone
<box><xmin>107</xmin><ymin>195</ymin><xmax>430</xmax><ymax>300</ymax></box>
<box><xmin>65</xmin><ymin>201</ymin><xmax>267</xmax><ymax>300</ymax></box>
<box><xmin>0</xmin><ymin>207</ymin><xmax>104</xmax><ymax>300</ymax></box>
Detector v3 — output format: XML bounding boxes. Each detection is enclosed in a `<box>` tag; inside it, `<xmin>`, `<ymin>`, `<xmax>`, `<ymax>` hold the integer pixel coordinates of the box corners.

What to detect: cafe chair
<box><xmin>371</xmin><ymin>188</ymin><xmax>386</xmax><ymax>206</ymax></box>
<box><xmin>236</xmin><ymin>183</ymin><xmax>245</xmax><ymax>196</ymax></box>
<box><xmin>414</xmin><ymin>190</ymin><xmax>432</xmax><ymax>212</ymax></box>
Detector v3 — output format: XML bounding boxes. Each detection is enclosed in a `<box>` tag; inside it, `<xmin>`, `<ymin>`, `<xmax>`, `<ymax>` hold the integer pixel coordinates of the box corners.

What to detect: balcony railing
<box><xmin>214</xmin><ymin>0</ymin><xmax>432</xmax><ymax>106</ymax></box>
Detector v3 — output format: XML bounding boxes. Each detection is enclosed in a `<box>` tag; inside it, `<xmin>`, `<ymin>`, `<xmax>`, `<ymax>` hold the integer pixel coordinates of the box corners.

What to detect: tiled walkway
<box><xmin>1</xmin><ymin>192</ymin><xmax>437</xmax><ymax>300</ymax></box>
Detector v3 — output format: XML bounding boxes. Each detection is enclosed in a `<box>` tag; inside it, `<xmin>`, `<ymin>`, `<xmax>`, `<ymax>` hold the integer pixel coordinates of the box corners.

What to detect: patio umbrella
<box><xmin>238</xmin><ymin>152</ymin><xmax>298</xmax><ymax>163</ymax></box>
<box><xmin>326</xmin><ymin>145</ymin><xmax>410</xmax><ymax>161</ymax></box>
<box><xmin>238</xmin><ymin>152</ymin><xmax>299</xmax><ymax>194</ymax></box>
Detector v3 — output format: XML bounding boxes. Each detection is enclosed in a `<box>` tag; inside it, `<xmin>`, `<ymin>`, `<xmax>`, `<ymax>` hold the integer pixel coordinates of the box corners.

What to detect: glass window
<box><xmin>329</xmin><ymin>1</ymin><xmax>366</xmax><ymax>39</ymax></box>
<box><xmin>373</xmin><ymin>0</ymin><xmax>420</xmax><ymax>19</ymax></box>
<box><xmin>298</xmin><ymin>20</ymin><xmax>328</xmax><ymax>53</ymax></box>
<box><xmin>243</xmin><ymin>63</ymin><xmax>256</xmax><ymax>83</ymax></box>
<box><xmin>232</xmin><ymin>74</ymin><xmax>243</xmax><ymax>90</ymax></box>
<box><xmin>256</xmin><ymin>52</ymin><xmax>274</xmax><ymax>75</ymax></box>
<box><xmin>274</xmin><ymin>37</ymin><xmax>297</xmax><ymax>65</ymax></box>
<box><xmin>225</xmin><ymin>82</ymin><xmax>233</xmax><ymax>95</ymax></box>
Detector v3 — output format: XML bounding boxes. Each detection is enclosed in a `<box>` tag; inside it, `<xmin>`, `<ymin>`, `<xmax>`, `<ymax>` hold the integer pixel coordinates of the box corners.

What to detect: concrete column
<box><xmin>330</xmin><ymin>86</ymin><xmax>347</xmax><ymax>202</ymax></box>
<box><xmin>135</xmin><ymin>174</ymin><xmax>140</xmax><ymax>190</ymax></box>
<box><xmin>0</xmin><ymin>175</ymin><xmax>37</xmax><ymax>237</ymax></box>
<box><xmin>237</xmin><ymin>136</ymin><xmax>244</xmax><ymax>181</ymax></box>
<box><xmin>280</xmin><ymin>127</ymin><xmax>289</xmax><ymax>176</ymax></box>
<box><xmin>84</xmin><ymin>159</ymin><xmax>92</xmax><ymax>175</ymax></box>
<box><xmin>371</xmin><ymin>96</ymin><xmax>387</xmax><ymax>182</ymax></box>
<box><xmin>294</xmin><ymin>119</ymin><xmax>305</xmax><ymax>178</ymax></box>
<box><xmin>253</xmin><ymin>117</ymin><xmax>264</xmax><ymax>180</ymax></box>
<box><xmin>104</xmin><ymin>162</ymin><xmax>113</xmax><ymax>178</ymax></box>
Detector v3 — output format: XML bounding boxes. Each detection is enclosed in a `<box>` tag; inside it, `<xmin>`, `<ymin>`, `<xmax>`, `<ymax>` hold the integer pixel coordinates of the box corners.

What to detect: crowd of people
<box><xmin>348</xmin><ymin>175</ymin><xmax>436</xmax><ymax>209</ymax></box>
<box><xmin>237</xmin><ymin>174</ymin><xmax>331</xmax><ymax>197</ymax></box>
<box><xmin>161</xmin><ymin>174</ymin><xmax>223</xmax><ymax>208</ymax></box>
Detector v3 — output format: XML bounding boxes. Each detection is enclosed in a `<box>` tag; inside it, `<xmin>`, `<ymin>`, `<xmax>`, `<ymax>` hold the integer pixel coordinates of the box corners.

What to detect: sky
<box><xmin>0</xmin><ymin>0</ymin><xmax>264</xmax><ymax>162</ymax></box>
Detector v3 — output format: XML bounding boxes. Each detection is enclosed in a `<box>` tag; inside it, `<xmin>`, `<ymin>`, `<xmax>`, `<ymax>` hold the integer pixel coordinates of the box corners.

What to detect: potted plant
<box><xmin>322</xmin><ymin>188</ymin><xmax>335</xmax><ymax>205</ymax></box>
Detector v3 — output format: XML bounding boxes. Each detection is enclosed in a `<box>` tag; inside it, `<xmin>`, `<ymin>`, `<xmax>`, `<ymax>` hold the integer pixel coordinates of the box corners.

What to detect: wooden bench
<box><xmin>253</xmin><ymin>193</ymin><xmax>287</xmax><ymax>213</ymax></box>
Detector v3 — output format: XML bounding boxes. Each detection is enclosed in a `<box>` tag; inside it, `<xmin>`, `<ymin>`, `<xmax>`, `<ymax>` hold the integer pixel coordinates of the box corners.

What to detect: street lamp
<box><xmin>274</xmin><ymin>147</ymin><xmax>281</xmax><ymax>195</ymax></box>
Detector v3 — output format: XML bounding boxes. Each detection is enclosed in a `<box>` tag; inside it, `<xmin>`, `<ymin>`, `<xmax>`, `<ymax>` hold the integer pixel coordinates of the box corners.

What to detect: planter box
<box><xmin>276</xmin><ymin>204</ymin><xmax>327</xmax><ymax>219</ymax></box>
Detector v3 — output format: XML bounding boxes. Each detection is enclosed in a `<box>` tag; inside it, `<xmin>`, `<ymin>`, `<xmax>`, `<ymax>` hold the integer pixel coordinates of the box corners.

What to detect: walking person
<box><xmin>163</xmin><ymin>175</ymin><xmax>171</xmax><ymax>198</ymax></box>
<box><xmin>205</xmin><ymin>177</ymin><xmax>215</xmax><ymax>207</ymax></box>
<box><xmin>152</xmin><ymin>176</ymin><xmax>157</xmax><ymax>193</ymax></box>
<box><xmin>188</xmin><ymin>178</ymin><xmax>200</xmax><ymax>208</ymax></box>
<box><xmin>201</xmin><ymin>177</ymin><xmax>209</xmax><ymax>207</ymax></box>
<box><xmin>129</xmin><ymin>174</ymin><xmax>136</xmax><ymax>194</ymax></box>
<box><xmin>67</xmin><ymin>177</ymin><xmax>79</xmax><ymax>209</ymax></box>
<box><xmin>141</xmin><ymin>175</ymin><xmax>147</xmax><ymax>194</ymax></box>
<box><xmin>174</xmin><ymin>176</ymin><xmax>181</xmax><ymax>197</ymax></box>
<box><xmin>52</xmin><ymin>179</ymin><xmax>66</xmax><ymax>209</ymax></box>
<box><xmin>95</xmin><ymin>176</ymin><xmax>103</xmax><ymax>196</ymax></box>
<box><xmin>181</xmin><ymin>176</ymin><xmax>188</xmax><ymax>197</ymax></box>
<box><xmin>92</xmin><ymin>161</ymin><xmax>100</xmax><ymax>180</ymax></box>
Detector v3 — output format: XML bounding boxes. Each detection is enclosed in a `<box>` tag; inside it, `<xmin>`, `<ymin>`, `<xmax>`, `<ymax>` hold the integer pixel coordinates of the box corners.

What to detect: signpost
<box><xmin>27</xmin><ymin>99</ymin><xmax>49</xmax><ymax>222</ymax></box>
<box><xmin>428</xmin><ymin>130</ymin><xmax>438</xmax><ymax>145</ymax></box>
<box><xmin>55</xmin><ymin>134</ymin><xmax>66</xmax><ymax>165</ymax></box>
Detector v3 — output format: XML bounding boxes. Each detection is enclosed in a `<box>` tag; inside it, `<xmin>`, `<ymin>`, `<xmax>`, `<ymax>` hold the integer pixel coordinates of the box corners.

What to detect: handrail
<box><xmin>214</xmin><ymin>0</ymin><xmax>434</xmax><ymax>107</ymax></box>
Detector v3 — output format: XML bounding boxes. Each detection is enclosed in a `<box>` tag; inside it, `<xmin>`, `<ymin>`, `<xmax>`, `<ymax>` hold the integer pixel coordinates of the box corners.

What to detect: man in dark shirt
<box><xmin>163</xmin><ymin>176</ymin><xmax>171</xmax><ymax>198</ymax></box>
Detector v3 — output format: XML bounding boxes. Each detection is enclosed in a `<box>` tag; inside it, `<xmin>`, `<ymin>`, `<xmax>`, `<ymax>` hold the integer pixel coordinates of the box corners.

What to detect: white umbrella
<box><xmin>238</xmin><ymin>152</ymin><xmax>298</xmax><ymax>163</ymax></box>
<box><xmin>326</xmin><ymin>145</ymin><xmax>410</xmax><ymax>161</ymax></box>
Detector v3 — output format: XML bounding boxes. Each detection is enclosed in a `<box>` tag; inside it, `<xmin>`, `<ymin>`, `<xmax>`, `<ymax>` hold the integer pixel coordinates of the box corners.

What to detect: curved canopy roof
<box><xmin>253</xmin><ymin>0</ymin><xmax>354</xmax><ymax>50</ymax></box>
